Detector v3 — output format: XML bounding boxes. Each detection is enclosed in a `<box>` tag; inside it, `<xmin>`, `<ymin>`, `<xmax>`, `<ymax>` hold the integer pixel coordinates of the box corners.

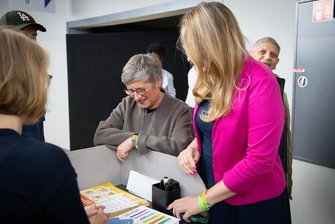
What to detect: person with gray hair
<box><xmin>250</xmin><ymin>37</ymin><xmax>281</xmax><ymax>70</ymax></box>
<box><xmin>94</xmin><ymin>54</ymin><xmax>193</xmax><ymax>161</ymax></box>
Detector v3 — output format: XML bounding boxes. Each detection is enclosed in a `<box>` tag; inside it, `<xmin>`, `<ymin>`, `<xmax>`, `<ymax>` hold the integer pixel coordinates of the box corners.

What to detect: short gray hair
<box><xmin>252</xmin><ymin>37</ymin><xmax>281</xmax><ymax>54</ymax></box>
<box><xmin>121</xmin><ymin>53</ymin><xmax>162</xmax><ymax>85</ymax></box>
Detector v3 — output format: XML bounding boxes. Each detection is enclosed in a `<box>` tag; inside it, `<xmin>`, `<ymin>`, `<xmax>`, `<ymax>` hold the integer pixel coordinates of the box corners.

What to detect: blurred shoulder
<box><xmin>164</xmin><ymin>93</ymin><xmax>191</xmax><ymax>110</ymax></box>
<box><xmin>22</xmin><ymin>138</ymin><xmax>71</xmax><ymax>168</ymax></box>
<box><xmin>162</xmin><ymin>69</ymin><xmax>173</xmax><ymax>78</ymax></box>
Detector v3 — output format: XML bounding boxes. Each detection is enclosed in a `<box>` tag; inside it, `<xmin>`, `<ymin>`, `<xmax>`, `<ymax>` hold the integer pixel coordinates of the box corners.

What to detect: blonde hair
<box><xmin>0</xmin><ymin>26</ymin><xmax>49</xmax><ymax>124</ymax></box>
<box><xmin>179</xmin><ymin>2</ymin><xmax>247</xmax><ymax>121</ymax></box>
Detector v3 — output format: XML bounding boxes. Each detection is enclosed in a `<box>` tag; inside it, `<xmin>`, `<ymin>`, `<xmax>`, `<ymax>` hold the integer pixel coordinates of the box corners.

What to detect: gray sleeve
<box><xmin>93</xmin><ymin>99</ymin><xmax>135</xmax><ymax>150</ymax></box>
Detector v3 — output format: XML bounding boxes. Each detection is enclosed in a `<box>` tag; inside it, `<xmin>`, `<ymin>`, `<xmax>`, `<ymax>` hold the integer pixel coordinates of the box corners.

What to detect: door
<box><xmin>293</xmin><ymin>0</ymin><xmax>335</xmax><ymax>169</ymax></box>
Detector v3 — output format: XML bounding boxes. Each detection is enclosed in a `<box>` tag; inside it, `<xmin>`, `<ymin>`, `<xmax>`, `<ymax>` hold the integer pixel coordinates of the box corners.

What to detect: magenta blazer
<box><xmin>193</xmin><ymin>56</ymin><xmax>286</xmax><ymax>205</ymax></box>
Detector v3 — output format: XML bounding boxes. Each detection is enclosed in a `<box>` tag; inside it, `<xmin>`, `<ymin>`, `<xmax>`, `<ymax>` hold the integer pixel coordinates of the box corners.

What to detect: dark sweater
<box><xmin>0</xmin><ymin>129</ymin><xmax>89</xmax><ymax>224</ymax></box>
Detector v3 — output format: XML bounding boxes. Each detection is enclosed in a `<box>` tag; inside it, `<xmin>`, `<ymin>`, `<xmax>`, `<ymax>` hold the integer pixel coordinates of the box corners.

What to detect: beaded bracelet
<box><xmin>198</xmin><ymin>190</ymin><xmax>212</xmax><ymax>212</ymax></box>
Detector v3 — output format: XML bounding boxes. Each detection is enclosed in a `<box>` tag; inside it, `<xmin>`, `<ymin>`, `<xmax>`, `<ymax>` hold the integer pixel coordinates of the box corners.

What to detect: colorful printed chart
<box><xmin>112</xmin><ymin>206</ymin><xmax>180</xmax><ymax>224</ymax></box>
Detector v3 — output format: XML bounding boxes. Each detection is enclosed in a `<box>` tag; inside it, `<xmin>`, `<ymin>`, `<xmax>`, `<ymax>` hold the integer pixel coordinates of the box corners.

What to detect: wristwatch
<box><xmin>131</xmin><ymin>135</ymin><xmax>138</xmax><ymax>149</ymax></box>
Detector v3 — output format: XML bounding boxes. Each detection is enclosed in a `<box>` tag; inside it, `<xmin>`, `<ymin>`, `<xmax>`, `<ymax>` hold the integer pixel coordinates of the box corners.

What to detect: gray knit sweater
<box><xmin>94</xmin><ymin>93</ymin><xmax>193</xmax><ymax>156</ymax></box>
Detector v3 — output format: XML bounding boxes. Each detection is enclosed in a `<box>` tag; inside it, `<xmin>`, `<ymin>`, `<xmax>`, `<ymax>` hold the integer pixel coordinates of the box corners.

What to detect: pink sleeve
<box><xmin>223</xmin><ymin>73</ymin><xmax>285</xmax><ymax>194</ymax></box>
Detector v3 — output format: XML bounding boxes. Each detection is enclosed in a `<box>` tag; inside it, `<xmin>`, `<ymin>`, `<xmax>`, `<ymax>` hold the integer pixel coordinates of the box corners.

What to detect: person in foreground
<box><xmin>0</xmin><ymin>26</ymin><xmax>107</xmax><ymax>224</ymax></box>
<box><xmin>167</xmin><ymin>2</ymin><xmax>291</xmax><ymax>224</ymax></box>
<box><xmin>250</xmin><ymin>37</ymin><xmax>293</xmax><ymax>199</ymax></box>
<box><xmin>94</xmin><ymin>54</ymin><xmax>193</xmax><ymax>161</ymax></box>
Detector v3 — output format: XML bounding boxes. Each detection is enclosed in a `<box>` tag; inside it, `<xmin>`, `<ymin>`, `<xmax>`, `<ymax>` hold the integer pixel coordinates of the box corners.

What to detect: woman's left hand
<box><xmin>166</xmin><ymin>196</ymin><xmax>201</xmax><ymax>222</ymax></box>
<box><xmin>177</xmin><ymin>142</ymin><xmax>199</xmax><ymax>175</ymax></box>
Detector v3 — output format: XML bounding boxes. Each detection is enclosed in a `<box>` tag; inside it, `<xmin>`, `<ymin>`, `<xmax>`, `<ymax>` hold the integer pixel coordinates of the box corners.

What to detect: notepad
<box><xmin>126</xmin><ymin>170</ymin><xmax>160</xmax><ymax>201</ymax></box>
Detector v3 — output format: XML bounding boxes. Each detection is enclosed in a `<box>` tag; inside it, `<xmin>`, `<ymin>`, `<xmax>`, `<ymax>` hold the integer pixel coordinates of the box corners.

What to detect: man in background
<box><xmin>0</xmin><ymin>10</ymin><xmax>47</xmax><ymax>141</ymax></box>
<box><xmin>147</xmin><ymin>43</ymin><xmax>176</xmax><ymax>97</ymax></box>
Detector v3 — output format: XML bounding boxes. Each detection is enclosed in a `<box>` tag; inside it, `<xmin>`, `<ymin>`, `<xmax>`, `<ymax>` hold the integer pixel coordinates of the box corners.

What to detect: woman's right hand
<box><xmin>86</xmin><ymin>205</ymin><xmax>108</xmax><ymax>224</ymax></box>
<box><xmin>177</xmin><ymin>139</ymin><xmax>200</xmax><ymax>175</ymax></box>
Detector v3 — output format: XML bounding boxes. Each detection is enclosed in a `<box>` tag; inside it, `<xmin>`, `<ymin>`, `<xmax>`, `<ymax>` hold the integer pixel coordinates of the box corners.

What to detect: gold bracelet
<box><xmin>131</xmin><ymin>135</ymin><xmax>138</xmax><ymax>149</ymax></box>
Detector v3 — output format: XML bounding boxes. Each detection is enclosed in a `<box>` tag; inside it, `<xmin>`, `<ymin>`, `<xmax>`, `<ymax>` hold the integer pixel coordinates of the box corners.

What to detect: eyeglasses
<box><xmin>124</xmin><ymin>88</ymin><xmax>147</xmax><ymax>96</ymax></box>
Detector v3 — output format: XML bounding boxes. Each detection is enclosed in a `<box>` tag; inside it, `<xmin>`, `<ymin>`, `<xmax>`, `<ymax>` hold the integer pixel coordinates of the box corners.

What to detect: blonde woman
<box><xmin>168</xmin><ymin>3</ymin><xmax>291</xmax><ymax>223</ymax></box>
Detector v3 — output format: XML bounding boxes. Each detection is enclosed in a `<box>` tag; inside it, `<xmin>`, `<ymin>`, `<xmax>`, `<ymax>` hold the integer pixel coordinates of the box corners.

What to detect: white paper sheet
<box><xmin>126</xmin><ymin>170</ymin><xmax>160</xmax><ymax>202</ymax></box>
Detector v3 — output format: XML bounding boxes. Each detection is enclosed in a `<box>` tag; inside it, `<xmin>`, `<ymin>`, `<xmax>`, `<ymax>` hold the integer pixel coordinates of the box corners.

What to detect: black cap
<box><xmin>0</xmin><ymin>10</ymin><xmax>46</xmax><ymax>32</ymax></box>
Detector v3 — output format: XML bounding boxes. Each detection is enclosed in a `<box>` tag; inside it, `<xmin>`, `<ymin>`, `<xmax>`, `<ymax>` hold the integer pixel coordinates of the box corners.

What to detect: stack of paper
<box><xmin>80</xmin><ymin>182</ymin><xmax>149</xmax><ymax>217</ymax></box>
